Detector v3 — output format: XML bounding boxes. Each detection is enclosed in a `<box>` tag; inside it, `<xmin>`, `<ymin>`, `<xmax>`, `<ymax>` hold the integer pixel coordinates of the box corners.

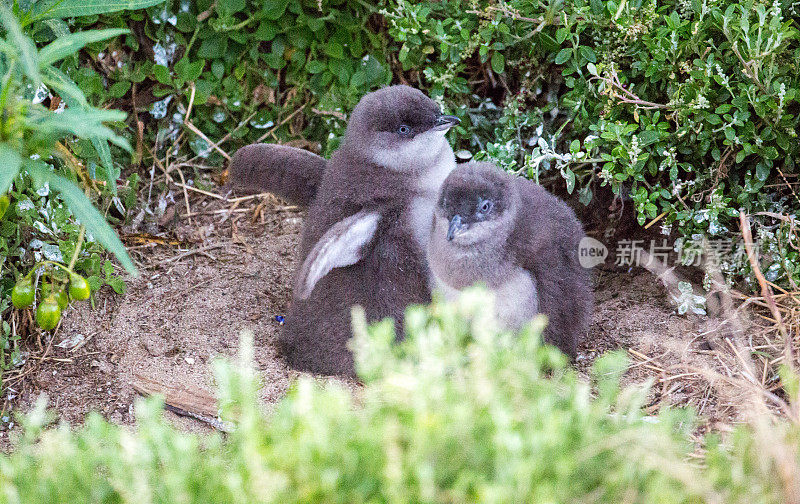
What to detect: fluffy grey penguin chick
<box><xmin>227</xmin><ymin>143</ymin><xmax>326</xmax><ymax>206</ymax></box>
<box><xmin>427</xmin><ymin>162</ymin><xmax>592</xmax><ymax>358</ymax></box>
<box><xmin>282</xmin><ymin>85</ymin><xmax>460</xmax><ymax>377</ymax></box>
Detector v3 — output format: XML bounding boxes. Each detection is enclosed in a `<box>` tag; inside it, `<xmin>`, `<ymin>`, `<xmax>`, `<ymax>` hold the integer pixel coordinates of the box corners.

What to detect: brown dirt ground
<box><xmin>1</xmin><ymin>194</ymin><xmax>738</xmax><ymax>444</ymax></box>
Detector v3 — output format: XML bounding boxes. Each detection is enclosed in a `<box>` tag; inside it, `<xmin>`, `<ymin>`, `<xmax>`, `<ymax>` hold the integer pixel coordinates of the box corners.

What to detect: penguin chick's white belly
<box><xmin>407</xmin><ymin>148</ymin><xmax>456</xmax><ymax>253</ymax></box>
<box><xmin>494</xmin><ymin>269</ymin><xmax>539</xmax><ymax>331</ymax></box>
<box><xmin>433</xmin><ymin>268</ymin><xmax>539</xmax><ymax>331</ymax></box>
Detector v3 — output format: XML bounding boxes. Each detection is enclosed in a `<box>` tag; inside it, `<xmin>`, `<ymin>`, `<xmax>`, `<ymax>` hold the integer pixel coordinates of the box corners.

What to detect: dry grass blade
<box><xmin>184</xmin><ymin>120</ymin><xmax>231</xmax><ymax>161</ymax></box>
<box><xmin>739</xmin><ymin>212</ymin><xmax>800</xmax><ymax>419</ymax></box>
<box><xmin>740</xmin><ymin>212</ymin><xmax>790</xmax><ymax>343</ymax></box>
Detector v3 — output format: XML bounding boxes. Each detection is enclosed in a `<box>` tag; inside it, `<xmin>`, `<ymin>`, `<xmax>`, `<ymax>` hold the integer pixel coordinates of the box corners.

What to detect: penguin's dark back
<box><xmin>511</xmin><ymin>177</ymin><xmax>593</xmax><ymax>358</ymax></box>
<box><xmin>298</xmin><ymin>148</ymin><xmax>416</xmax><ymax>258</ymax></box>
<box><xmin>280</xmin><ymin>149</ymin><xmax>432</xmax><ymax>377</ymax></box>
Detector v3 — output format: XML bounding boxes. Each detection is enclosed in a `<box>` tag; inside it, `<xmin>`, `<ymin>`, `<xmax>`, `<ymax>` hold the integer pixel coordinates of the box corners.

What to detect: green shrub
<box><xmin>0</xmin><ymin>4</ymin><xmax>143</xmax><ymax>370</ymax></box>
<box><xmin>71</xmin><ymin>0</ymin><xmax>798</xmax><ymax>288</ymax></box>
<box><xmin>383</xmin><ymin>0</ymin><xmax>800</xmax><ymax>287</ymax></box>
<box><xmin>0</xmin><ymin>290</ymin><xmax>798</xmax><ymax>503</ymax></box>
<box><xmin>73</xmin><ymin>0</ymin><xmax>396</xmax><ymax>159</ymax></box>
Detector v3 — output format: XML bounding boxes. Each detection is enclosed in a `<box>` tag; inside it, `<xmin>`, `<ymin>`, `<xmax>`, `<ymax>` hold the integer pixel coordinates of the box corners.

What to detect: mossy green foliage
<box><xmin>0</xmin><ymin>291</ymin><xmax>797</xmax><ymax>503</ymax></box>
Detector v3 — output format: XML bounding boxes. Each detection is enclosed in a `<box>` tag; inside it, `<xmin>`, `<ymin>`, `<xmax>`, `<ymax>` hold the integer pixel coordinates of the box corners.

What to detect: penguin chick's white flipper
<box><xmin>294</xmin><ymin>210</ymin><xmax>381</xmax><ymax>299</ymax></box>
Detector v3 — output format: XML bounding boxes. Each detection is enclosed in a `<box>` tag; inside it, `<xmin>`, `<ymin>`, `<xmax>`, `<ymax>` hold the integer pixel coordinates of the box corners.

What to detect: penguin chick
<box><xmin>282</xmin><ymin>85</ymin><xmax>460</xmax><ymax>377</ymax></box>
<box><xmin>227</xmin><ymin>143</ymin><xmax>326</xmax><ymax>206</ymax></box>
<box><xmin>427</xmin><ymin>162</ymin><xmax>592</xmax><ymax>358</ymax></box>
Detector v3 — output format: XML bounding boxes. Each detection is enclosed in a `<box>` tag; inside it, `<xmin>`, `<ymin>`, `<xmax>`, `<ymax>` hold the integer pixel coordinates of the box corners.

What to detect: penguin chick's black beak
<box><xmin>447</xmin><ymin>214</ymin><xmax>466</xmax><ymax>241</ymax></box>
<box><xmin>432</xmin><ymin>114</ymin><xmax>460</xmax><ymax>131</ymax></box>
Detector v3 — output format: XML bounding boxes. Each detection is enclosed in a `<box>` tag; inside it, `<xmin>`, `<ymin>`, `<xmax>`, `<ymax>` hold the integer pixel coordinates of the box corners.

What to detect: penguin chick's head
<box><xmin>434</xmin><ymin>162</ymin><xmax>517</xmax><ymax>247</ymax></box>
<box><xmin>343</xmin><ymin>85</ymin><xmax>459</xmax><ymax>171</ymax></box>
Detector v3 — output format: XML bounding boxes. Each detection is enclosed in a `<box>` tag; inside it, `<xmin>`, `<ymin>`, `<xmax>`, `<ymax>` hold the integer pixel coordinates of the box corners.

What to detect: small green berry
<box><xmin>11</xmin><ymin>279</ymin><xmax>34</xmax><ymax>309</ymax></box>
<box><xmin>69</xmin><ymin>274</ymin><xmax>91</xmax><ymax>301</ymax></box>
<box><xmin>36</xmin><ymin>296</ymin><xmax>61</xmax><ymax>331</ymax></box>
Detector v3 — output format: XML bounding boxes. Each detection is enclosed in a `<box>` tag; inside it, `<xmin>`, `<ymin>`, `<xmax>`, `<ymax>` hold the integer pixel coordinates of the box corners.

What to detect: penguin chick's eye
<box><xmin>477</xmin><ymin>199</ymin><xmax>493</xmax><ymax>215</ymax></box>
<box><xmin>397</xmin><ymin>124</ymin><xmax>411</xmax><ymax>136</ymax></box>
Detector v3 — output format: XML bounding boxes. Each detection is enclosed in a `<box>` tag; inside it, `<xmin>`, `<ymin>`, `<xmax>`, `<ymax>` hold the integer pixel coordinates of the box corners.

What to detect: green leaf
<box><xmin>0</xmin><ymin>7</ymin><xmax>40</xmax><ymax>84</ymax></box>
<box><xmin>217</xmin><ymin>0</ymin><xmax>246</xmax><ymax>14</ymax></box>
<box><xmin>87</xmin><ymin>275</ymin><xmax>102</xmax><ymax>292</ymax></box>
<box><xmin>37</xmin><ymin>108</ymin><xmax>130</xmax><ymax>151</ymax></box>
<box><xmin>108</xmin><ymin>80</ymin><xmax>131</xmax><ymax>98</ymax></box>
<box><xmin>175</xmin><ymin>59</ymin><xmax>204</xmax><ymax>82</ymax></box>
<box><xmin>554</xmin><ymin>48</ymin><xmax>571</xmax><ymax>65</ymax></box>
<box><xmin>491</xmin><ymin>52</ymin><xmax>505</xmax><ymax>74</ymax></box>
<box><xmin>638</xmin><ymin>130</ymin><xmax>660</xmax><ymax>146</ymax></box>
<box><xmin>764</xmin><ymin>146</ymin><xmax>779</xmax><ymax>160</ymax></box>
<box><xmin>38</xmin><ymin>28</ymin><xmax>129</xmax><ymax>67</ymax></box>
<box><xmin>350</xmin><ymin>70</ymin><xmax>366</xmax><ymax>88</ymax></box>
<box><xmin>324</xmin><ymin>42</ymin><xmax>344</xmax><ymax>59</ymax></box>
<box><xmin>755</xmin><ymin>162</ymin><xmax>770</xmax><ymax>182</ymax></box>
<box><xmin>103</xmin><ymin>260</ymin><xmax>115</xmax><ymax>278</ymax></box>
<box><xmin>306</xmin><ymin>60</ymin><xmax>326</xmax><ymax>74</ymax></box>
<box><xmin>41</xmin><ymin>18</ymin><xmax>71</xmax><ymax>38</ymax></box>
<box><xmin>724</xmin><ymin>127</ymin><xmax>736</xmax><ymax>141</ymax></box>
<box><xmin>578</xmin><ymin>185</ymin><xmax>593</xmax><ymax>206</ymax></box>
<box><xmin>198</xmin><ymin>36</ymin><xmax>228</xmax><ymax>59</ymax></box>
<box><xmin>41</xmin><ymin>66</ymin><xmax>88</xmax><ymax>107</ymax></box>
<box><xmin>579</xmin><ymin>46</ymin><xmax>597</xmax><ymax>63</ymax></box>
<box><xmin>0</xmin><ymin>194</ymin><xmax>9</xmax><ymax>219</ymax></box>
<box><xmin>91</xmin><ymin>138</ymin><xmax>119</xmax><ymax>195</ymax></box>
<box><xmin>307</xmin><ymin>17</ymin><xmax>324</xmax><ymax>31</ymax></box>
<box><xmin>107</xmin><ymin>276</ymin><xmax>127</xmax><ymax>295</ymax></box>
<box><xmin>262</xmin><ymin>0</ymin><xmax>289</xmax><ymax>20</ymax></box>
<box><xmin>25</xmin><ymin>161</ymin><xmax>138</xmax><ymax>276</ymax></box>
<box><xmin>564</xmin><ymin>167</ymin><xmax>575</xmax><ymax>194</ymax></box>
<box><xmin>27</xmin><ymin>0</ymin><xmax>167</xmax><ymax>21</ymax></box>
<box><xmin>211</xmin><ymin>60</ymin><xmax>225</xmax><ymax>80</ymax></box>
<box><xmin>0</xmin><ymin>145</ymin><xmax>23</xmax><ymax>194</ymax></box>
<box><xmin>153</xmin><ymin>64</ymin><xmax>171</xmax><ymax>85</ymax></box>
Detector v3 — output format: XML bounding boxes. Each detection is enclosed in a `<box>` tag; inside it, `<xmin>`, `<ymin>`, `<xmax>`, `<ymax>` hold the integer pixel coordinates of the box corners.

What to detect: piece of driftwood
<box><xmin>132</xmin><ymin>374</ymin><xmax>233</xmax><ymax>432</ymax></box>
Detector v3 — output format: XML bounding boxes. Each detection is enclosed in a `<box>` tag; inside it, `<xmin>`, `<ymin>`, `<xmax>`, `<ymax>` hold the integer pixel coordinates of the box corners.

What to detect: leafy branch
<box><xmin>0</xmin><ymin>6</ymin><xmax>137</xmax><ymax>275</ymax></box>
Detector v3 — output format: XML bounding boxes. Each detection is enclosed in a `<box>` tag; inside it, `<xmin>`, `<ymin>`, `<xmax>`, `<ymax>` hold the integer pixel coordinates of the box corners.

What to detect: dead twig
<box><xmin>740</xmin><ymin>211</ymin><xmax>799</xmax><ymax>420</ymax></box>
<box><xmin>184</xmin><ymin>120</ymin><xmax>232</xmax><ymax>161</ymax></box>
<box><xmin>132</xmin><ymin>374</ymin><xmax>233</xmax><ymax>432</ymax></box>
<box><xmin>740</xmin><ymin>212</ymin><xmax>793</xmax><ymax>357</ymax></box>
<box><xmin>156</xmin><ymin>244</ymin><xmax>226</xmax><ymax>265</ymax></box>
<box><xmin>175</xmin><ymin>168</ymin><xmax>193</xmax><ymax>226</ymax></box>
<box><xmin>591</xmin><ymin>70</ymin><xmax>668</xmax><ymax>110</ymax></box>
<box><xmin>172</xmin><ymin>182</ymin><xmax>226</xmax><ymax>200</ymax></box>
<box><xmin>255</xmin><ymin>105</ymin><xmax>307</xmax><ymax>144</ymax></box>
